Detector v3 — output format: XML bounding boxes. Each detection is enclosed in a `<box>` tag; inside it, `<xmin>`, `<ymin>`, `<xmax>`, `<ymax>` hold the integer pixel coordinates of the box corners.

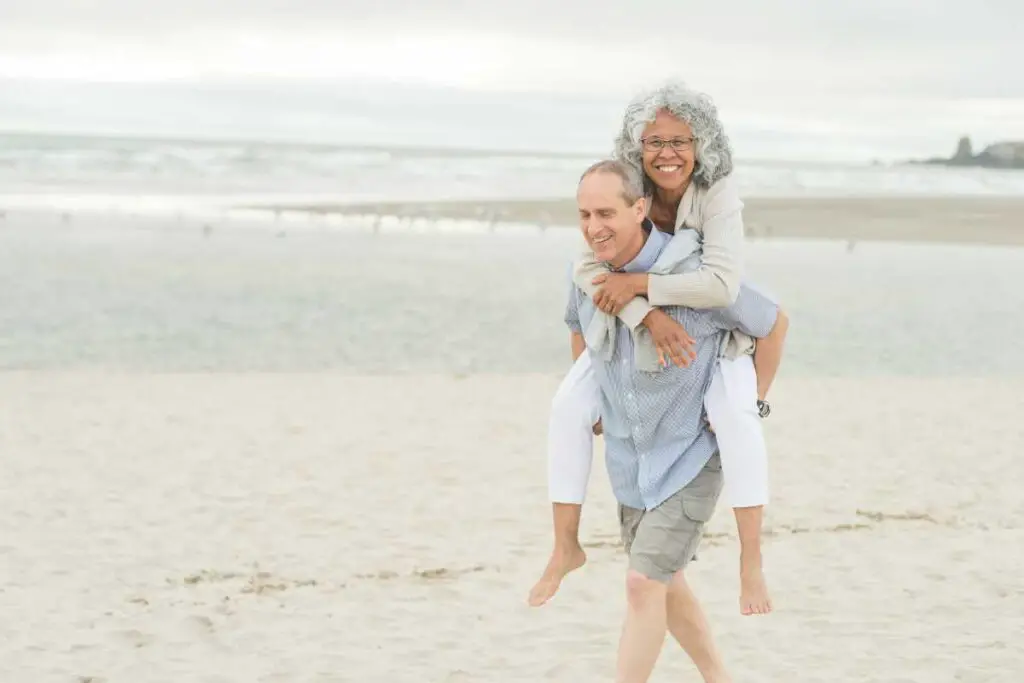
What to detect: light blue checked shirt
<box><xmin>564</xmin><ymin>226</ymin><xmax>779</xmax><ymax>511</ymax></box>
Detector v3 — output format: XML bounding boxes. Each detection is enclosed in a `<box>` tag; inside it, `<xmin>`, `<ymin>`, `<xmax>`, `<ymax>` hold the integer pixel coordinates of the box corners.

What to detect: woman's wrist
<box><xmin>631</xmin><ymin>273</ymin><xmax>649</xmax><ymax>297</ymax></box>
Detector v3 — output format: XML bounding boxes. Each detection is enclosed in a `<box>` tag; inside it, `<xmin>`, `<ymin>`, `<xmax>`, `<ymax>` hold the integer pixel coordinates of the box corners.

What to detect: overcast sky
<box><xmin>1</xmin><ymin>0</ymin><xmax>1022</xmax><ymax>100</ymax></box>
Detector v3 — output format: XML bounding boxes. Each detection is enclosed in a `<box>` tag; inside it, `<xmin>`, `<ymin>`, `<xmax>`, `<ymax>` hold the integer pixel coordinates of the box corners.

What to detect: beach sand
<box><xmin>256</xmin><ymin>196</ymin><xmax>1024</xmax><ymax>245</ymax></box>
<box><xmin>3</xmin><ymin>373</ymin><xmax>1022</xmax><ymax>682</ymax></box>
<box><xmin>3</xmin><ymin>202</ymin><xmax>1023</xmax><ymax>682</ymax></box>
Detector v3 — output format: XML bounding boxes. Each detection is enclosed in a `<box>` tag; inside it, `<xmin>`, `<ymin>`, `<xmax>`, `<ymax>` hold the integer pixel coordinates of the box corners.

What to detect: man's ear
<box><xmin>632</xmin><ymin>196</ymin><xmax>647</xmax><ymax>222</ymax></box>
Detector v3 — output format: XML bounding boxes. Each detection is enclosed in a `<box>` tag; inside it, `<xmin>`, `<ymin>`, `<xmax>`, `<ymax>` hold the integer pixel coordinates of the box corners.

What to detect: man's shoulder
<box><xmin>567</xmin><ymin>281</ymin><xmax>592</xmax><ymax>313</ymax></box>
<box><xmin>737</xmin><ymin>279</ymin><xmax>779</xmax><ymax>306</ymax></box>
<box><xmin>648</xmin><ymin>222</ymin><xmax>699</xmax><ymax>271</ymax></box>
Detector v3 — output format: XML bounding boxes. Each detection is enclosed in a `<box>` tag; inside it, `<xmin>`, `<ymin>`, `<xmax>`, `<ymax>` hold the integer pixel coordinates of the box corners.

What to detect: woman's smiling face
<box><xmin>640</xmin><ymin>109</ymin><xmax>696</xmax><ymax>194</ymax></box>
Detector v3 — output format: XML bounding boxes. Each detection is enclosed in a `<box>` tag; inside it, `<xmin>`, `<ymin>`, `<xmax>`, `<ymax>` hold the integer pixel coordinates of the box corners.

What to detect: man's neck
<box><xmin>608</xmin><ymin>223</ymin><xmax>650</xmax><ymax>271</ymax></box>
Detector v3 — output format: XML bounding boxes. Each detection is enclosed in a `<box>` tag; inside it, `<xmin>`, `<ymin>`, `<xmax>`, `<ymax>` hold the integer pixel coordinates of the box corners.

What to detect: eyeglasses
<box><xmin>641</xmin><ymin>137</ymin><xmax>695</xmax><ymax>152</ymax></box>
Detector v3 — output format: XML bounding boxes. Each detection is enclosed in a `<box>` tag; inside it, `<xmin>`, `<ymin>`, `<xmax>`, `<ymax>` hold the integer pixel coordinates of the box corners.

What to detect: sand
<box><xmin>253</xmin><ymin>196</ymin><xmax>1024</xmax><ymax>246</ymax></box>
<box><xmin>3</xmin><ymin>373</ymin><xmax>1022</xmax><ymax>682</ymax></box>
<box><xmin>3</xmin><ymin>202</ymin><xmax>1023</xmax><ymax>681</ymax></box>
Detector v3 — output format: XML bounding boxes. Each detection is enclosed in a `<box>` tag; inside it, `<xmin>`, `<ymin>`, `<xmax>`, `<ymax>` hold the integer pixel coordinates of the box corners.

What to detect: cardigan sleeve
<box><xmin>572</xmin><ymin>248</ymin><xmax>654</xmax><ymax>331</ymax></box>
<box><xmin>646</xmin><ymin>175</ymin><xmax>744</xmax><ymax>308</ymax></box>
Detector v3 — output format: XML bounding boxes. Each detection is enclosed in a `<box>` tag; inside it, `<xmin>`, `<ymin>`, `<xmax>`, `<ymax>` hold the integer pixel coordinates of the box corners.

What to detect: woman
<box><xmin>529</xmin><ymin>80</ymin><xmax>790</xmax><ymax>617</ymax></box>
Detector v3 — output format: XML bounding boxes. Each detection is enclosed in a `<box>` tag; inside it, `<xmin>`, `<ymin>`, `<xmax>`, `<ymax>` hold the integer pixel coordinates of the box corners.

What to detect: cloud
<box><xmin>0</xmin><ymin>0</ymin><xmax>1021</xmax><ymax>98</ymax></box>
<box><xmin>3</xmin><ymin>0</ymin><xmax>1019</xmax><ymax>43</ymax></box>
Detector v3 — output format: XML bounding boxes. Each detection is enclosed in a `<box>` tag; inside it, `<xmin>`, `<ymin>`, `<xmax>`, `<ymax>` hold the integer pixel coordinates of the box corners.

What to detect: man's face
<box><xmin>640</xmin><ymin>109</ymin><xmax>696</xmax><ymax>194</ymax></box>
<box><xmin>577</xmin><ymin>171</ymin><xmax>646</xmax><ymax>267</ymax></box>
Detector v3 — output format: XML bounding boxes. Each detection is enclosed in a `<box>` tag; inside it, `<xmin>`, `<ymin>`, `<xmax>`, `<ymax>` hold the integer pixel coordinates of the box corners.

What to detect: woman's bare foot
<box><xmin>739</xmin><ymin>555</ymin><xmax>772</xmax><ymax>615</ymax></box>
<box><xmin>528</xmin><ymin>544</ymin><xmax>587</xmax><ymax>607</ymax></box>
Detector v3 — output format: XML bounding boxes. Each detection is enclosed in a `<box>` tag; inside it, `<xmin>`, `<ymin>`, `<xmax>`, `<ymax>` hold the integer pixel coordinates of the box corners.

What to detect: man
<box><xmin>563</xmin><ymin>160</ymin><xmax>782</xmax><ymax>683</ymax></box>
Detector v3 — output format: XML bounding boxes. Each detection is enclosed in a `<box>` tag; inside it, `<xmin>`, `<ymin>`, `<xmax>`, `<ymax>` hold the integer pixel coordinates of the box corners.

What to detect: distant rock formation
<box><xmin>917</xmin><ymin>136</ymin><xmax>1024</xmax><ymax>169</ymax></box>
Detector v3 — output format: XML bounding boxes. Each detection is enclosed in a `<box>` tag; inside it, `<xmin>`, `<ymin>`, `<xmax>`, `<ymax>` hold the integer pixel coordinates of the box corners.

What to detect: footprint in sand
<box><xmin>183</xmin><ymin>614</ymin><xmax>216</xmax><ymax>636</ymax></box>
<box><xmin>114</xmin><ymin>629</ymin><xmax>155</xmax><ymax>649</ymax></box>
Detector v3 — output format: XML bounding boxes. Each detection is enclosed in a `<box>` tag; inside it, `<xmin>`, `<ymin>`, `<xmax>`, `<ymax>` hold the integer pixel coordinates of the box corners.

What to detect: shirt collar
<box><xmin>620</xmin><ymin>218</ymin><xmax>668</xmax><ymax>273</ymax></box>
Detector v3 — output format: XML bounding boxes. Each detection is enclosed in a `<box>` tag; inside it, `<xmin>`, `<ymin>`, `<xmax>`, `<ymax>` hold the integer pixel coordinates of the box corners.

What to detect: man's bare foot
<box><xmin>739</xmin><ymin>559</ymin><xmax>772</xmax><ymax>616</ymax></box>
<box><xmin>528</xmin><ymin>544</ymin><xmax>587</xmax><ymax>607</ymax></box>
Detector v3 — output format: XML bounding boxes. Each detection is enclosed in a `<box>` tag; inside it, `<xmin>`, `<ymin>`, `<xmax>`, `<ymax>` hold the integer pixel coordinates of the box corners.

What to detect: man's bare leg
<box><xmin>528</xmin><ymin>502</ymin><xmax>587</xmax><ymax>606</ymax></box>
<box><xmin>665</xmin><ymin>570</ymin><xmax>732</xmax><ymax>683</ymax></box>
<box><xmin>616</xmin><ymin>570</ymin><xmax>669</xmax><ymax>683</ymax></box>
<box><xmin>734</xmin><ymin>505</ymin><xmax>771</xmax><ymax>615</ymax></box>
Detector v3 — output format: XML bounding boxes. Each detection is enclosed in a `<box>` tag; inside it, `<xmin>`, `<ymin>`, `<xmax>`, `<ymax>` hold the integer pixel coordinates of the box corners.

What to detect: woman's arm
<box><xmin>585</xmin><ymin>176</ymin><xmax>745</xmax><ymax>312</ymax></box>
<box><xmin>644</xmin><ymin>175</ymin><xmax>745</xmax><ymax>308</ymax></box>
<box><xmin>573</xmin><ymin>249</ymin><xmax>654</xmax><ymax>330</ymax></box>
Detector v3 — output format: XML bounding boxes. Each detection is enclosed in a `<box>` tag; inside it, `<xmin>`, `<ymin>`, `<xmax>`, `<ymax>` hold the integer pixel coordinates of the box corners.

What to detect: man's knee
<box><xmin>666</xmin><ymin>569</ymin><xmax>695</xmax><ymax>600</ymax></box>
<box><xmin>624</xmin><ymin>569</ymin><xmax>667</xmax><ymax>608</ymax></box>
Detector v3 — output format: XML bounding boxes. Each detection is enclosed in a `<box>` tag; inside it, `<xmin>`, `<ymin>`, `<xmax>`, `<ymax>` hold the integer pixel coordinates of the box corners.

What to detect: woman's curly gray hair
<box><xmin>612</xmin><ymin>80</ymin><xmax>734</xmax><ymax>192</ymax></box>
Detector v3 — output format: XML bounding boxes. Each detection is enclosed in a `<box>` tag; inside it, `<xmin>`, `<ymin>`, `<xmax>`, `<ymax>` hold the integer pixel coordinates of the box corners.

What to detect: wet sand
<box><xmin>251</xmin><ymin>195</ymin><xmax>1024</xmax><ymax>245</ymax></box>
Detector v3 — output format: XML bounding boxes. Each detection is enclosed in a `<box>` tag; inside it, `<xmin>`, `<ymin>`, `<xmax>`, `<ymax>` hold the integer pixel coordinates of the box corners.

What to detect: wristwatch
<box><xmin>756</xmin><ymin>399</ymin><xmax>771</xmax><ymax>419</ymax></box>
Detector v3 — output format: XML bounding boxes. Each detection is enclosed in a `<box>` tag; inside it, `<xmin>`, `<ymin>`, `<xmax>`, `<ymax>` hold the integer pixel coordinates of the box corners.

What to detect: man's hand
<box><xmin>642</xmin><ymin>309</ymin><xmax>697</xmax><ymax>367</ymax></box>
<box><xmin>592</xmin><ymin>419</ymin><xmax>603</xmax><ymax>436</ymax></box>
<box><xmin>591</xmin><ymin>273</ymin><xmax>645</xmax><ymax>315</ymax></box>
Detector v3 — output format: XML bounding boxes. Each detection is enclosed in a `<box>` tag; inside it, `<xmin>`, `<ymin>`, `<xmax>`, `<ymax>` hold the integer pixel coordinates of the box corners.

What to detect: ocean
<box><xmin>3</xmin><ymin>80</ymin><xmax>1024</xmax><ymax>215</ymax></box>
<box><xmin>4</xmin><ymin>132</ymin><xmax>1024</xmax><ymax>217</ymax></box>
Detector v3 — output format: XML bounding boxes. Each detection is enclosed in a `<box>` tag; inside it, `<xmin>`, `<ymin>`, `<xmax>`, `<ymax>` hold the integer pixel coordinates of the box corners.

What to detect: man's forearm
<box><xmin>753</xmin><ymin>309</ymin><xmax>789</xmax><ymax>400</ymax></box>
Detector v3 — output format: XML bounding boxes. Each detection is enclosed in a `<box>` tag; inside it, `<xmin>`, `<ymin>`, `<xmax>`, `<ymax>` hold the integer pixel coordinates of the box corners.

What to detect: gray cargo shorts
<box><xmin>618</xmin><ymin>453</ymin><xmax>724</xmax><ymax>583</ymax></box>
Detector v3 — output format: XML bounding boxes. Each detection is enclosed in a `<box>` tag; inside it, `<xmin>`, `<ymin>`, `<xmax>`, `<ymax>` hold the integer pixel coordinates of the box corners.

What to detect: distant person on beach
<box><xmin>529</xmin><ymin>81</ymin><xmax>790</xmax><ymax>618</ymax></box>
<box><xmin>558</xmin><ymin>159</ymin><xmax>785</xmax><ymax>682</ymax></box>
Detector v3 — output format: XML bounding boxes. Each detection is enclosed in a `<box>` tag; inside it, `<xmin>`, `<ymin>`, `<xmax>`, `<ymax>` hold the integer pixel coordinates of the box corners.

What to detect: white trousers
<box><xmin>547</xmin><ymin>352</ymin><xmax>769</xmax><ymax>509</ymax></box>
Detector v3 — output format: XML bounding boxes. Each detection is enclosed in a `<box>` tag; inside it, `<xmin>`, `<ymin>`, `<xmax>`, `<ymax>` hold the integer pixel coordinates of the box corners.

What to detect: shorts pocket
<box><xmin>682</xmin><ymin>495</ymin><xmax>717</xmax><ymax>523</ymax></box>
<box><xmin>705</xmin><ymin>452</ymin><xmax>722</xmax><ymax>472</ymax></box>
<box><xmin>681</xmin><ymin>458</ymin><xmax>724</xmax><ymax>523</ymax></box>
<box><xmin>618</xmin><ymin>504</ymin><xmax>641</xmax><ymax>553</ymax></box>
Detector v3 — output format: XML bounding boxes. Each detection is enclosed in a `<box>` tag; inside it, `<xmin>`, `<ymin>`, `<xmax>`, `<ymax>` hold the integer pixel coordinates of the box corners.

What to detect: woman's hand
<box><xmin>591</xmin><ymin>273</ymin><xmax>645</xmax><ymax>315</ymax></box>
<box><xmin>642</xmin><ymin>309</ymin><xmax>697</xmax><ymax>367</ymax></box>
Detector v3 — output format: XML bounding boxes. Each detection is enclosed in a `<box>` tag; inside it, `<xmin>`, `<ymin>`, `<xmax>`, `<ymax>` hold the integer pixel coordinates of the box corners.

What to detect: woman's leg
<box><xmin>704</xmin><ymin>355</ymin><xmax>772</xmax><ymax>615</ymax></box>
<box><xmin>529</xmin><ymin>352</ymin><xmax>602</xmax><ymax>606</ymax></box>
<box><xmin>547</xmin><ymin>352</ymin><xmax>601</xmax><ymax>504</ymax></box>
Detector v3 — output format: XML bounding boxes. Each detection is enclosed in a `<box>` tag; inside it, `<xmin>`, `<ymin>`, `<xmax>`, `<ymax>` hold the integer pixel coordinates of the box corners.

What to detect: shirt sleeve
<box><xmin>564</xmin><ymin>264</ymin><xmax>584</xmax><ymax>335</ymax></box>
<box><xmin>707</xmin><ymin>282</ymin><xmax>779</xmax><ymax>339</ymax></box>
